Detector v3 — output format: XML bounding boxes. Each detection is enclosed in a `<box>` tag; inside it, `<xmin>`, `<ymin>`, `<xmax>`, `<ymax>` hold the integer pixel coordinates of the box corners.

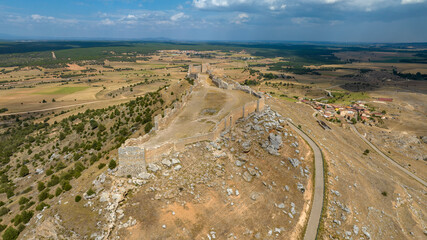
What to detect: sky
<box><xmin>0</xmin><ymin>0</ymin><xmax>426</xmax><ymax>42</ymax></box>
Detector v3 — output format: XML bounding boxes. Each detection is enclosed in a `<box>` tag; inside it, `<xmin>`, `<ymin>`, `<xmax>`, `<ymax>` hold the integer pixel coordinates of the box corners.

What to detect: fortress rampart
<box><xmin>118</xmin><ymin>64</ymin><xmax>265</xmax><ymax>177</ymax></box>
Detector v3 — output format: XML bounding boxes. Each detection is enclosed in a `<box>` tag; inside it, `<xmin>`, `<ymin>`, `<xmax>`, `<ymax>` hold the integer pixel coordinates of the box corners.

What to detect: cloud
<box><xmin>170</xmin><ymin>12</ymin><xmax>188</xmax><ymax>21</ymax></box>
<box><xmin>31</xmin><ymin>14</ymin><xmax>55</xmax><ymax>22</ymax></box>
<box><xmin>193</xmin><ymin>0</ymin><xmax>425</xmax><ymax>12</ymax></box>
<box><xmin>101</xmin><ymin>18</ymin><xmax>115</xmax><ymax>25</ymax></box>
<box><xmin>193</xmin><ymin>0</ymin><xmax>288</xmax><ymax>11</ymax></box>
<box><xmin>232</xmin><ymin>13</ymin><xmax>249</xmax><ymax>24</ymax></box>
<box><xmin>302</xmin><ymin>0</ymin><xmax>426</xmax><ymax>11</ymax></box>
<box><xmin>401</xmin><ymin>0</ymin><xmax>425</xmax><ymax>4</ymax></box>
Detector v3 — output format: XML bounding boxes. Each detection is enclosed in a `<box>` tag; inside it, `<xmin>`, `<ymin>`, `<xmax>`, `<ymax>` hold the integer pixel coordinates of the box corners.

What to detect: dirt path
<box><xmin>269</xmin><ymin>99</ymin><xmax>325</xmax><ymax>240</ymax></box>
<box><xmin>0</xmin><ymin>98</ymin><xmax>131</xmax><ymax>116</ymax></box>
<box><xmin>350</xmin><ymin>124</ymin><xmax>427</xmax><ymax>187</ymax></box>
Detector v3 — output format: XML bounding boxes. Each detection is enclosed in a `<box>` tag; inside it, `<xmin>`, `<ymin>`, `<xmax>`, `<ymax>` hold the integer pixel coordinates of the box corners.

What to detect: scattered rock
<box><xmin>362</xmin><ymin>227</ymin><xmax>371</xmax><ymax>239</ymax></box>
<box><xmin>250</xmin><ymin>192</ymin><xmax>259</xmax><ymax>201</ymax></box>
<box><xmin>288</xmin><ymin>157</ymin><xmax>300</xmax><ymax>168</ymax></box>
<box><xmin>242</xmin><ymin>171</ymin><xmax>253</xmax><ymax>182</ymax></box>
<box><xmin>148</xmin><ymin>163</ymin><xmax>160</xmax><ymax>173</ymax></box>
<box><xmin>235</xmin><ymin>160</ymin><xmax>245</xmax><ymax>167</ymax></box>
<box><xmin>161</xmin><ymin>159</ymin><xmax>172</xmax><ymax>167</ymax></box>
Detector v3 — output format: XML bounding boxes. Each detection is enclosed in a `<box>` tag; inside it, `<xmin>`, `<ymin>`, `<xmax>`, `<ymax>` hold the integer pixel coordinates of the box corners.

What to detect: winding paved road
<box><xmin>286</xmin><ymin>120</ymin><xmax>325</xmax><ymax>240</ymax></box>
<box><xmin>350</xmin><ymin>125</ymin><xmax>427</xmax><ymax>187</ymax></box>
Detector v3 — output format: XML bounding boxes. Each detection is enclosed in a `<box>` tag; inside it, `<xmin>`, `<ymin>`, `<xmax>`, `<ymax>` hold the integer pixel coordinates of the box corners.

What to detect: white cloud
<box><xmin>101</xmin><ymin>18</ymin><xmax>115</xmax><ymax>25</ymax></box>
<box><xmin>31</xmin><ymin>14</ymin><xmax>55</xmax><ymax>21</ymax></box>
<box><xmin>302</xmin><ymin>0</ymin><xmax>402</xmax><ymax>11</ymax></box>
<box><xmin>233</xmin><ymin>13</ymin><xmax>249</xmax><ymax>24</ymax></box>
<box><xmin>170</xmin><ymin>12</ymin><xmax>188</xmax><ymax>21</ymax></box>
<box><xmin>193</xmin><ymin>0</ymin><xmax>288</xmax><ymax>11</ymax></box>
<box><xmin>401</xmin><ymin>0</ymin><xmax>425</xmax><ymax>4</ymax></box>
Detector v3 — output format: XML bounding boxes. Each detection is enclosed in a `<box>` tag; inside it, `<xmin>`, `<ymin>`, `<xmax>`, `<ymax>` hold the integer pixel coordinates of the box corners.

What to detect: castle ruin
<box><xmin>117</xmin><ymin>63</ymin><xmax>265</xmax><ymax>177</ymax></box>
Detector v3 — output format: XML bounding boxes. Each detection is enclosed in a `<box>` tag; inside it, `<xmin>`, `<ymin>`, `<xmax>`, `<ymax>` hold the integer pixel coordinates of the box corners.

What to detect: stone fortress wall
<box><xmin>118</xmin><ymin>63</ymin><xmax>265</xmax><ymax>177</ymax></box>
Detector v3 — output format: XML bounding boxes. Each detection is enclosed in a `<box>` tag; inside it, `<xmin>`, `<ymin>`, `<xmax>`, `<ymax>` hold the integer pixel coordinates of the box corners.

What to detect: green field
<box><xmin>35</xmin><ymin>86</ymin><xmax>89</xmax><ymax>95</ymax></box>
<box><xmin>328</xmin><ymin>91</ymin><xmax>369</xmax><ymax>105</ymax></box>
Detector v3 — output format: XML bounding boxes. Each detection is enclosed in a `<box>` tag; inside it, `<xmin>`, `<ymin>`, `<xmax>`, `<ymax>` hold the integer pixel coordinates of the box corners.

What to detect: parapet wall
<box><xmin>118</xmin><ymin>65</ymin><xmax>264</xmax><ymax>177</ymax></box>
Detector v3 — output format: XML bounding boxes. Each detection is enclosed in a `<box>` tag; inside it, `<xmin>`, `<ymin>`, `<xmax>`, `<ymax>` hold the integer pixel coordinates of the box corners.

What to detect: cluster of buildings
<box><xmin>300</xmin><ymin>99</ymin><xmax>387</xmax><ymax>123</ymax></box>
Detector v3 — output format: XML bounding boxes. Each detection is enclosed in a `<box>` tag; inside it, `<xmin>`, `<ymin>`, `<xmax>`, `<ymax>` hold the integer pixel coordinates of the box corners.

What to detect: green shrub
<box><xmin>55</xmin><ymin>187</ymin><xmax>62</xmax><ymax>196</ymax></box>
<box><xmin>17</xmin><ymin>224</ymin><xmax>25</xmax><ymax>233</ymax></box>
<box><xmin>47</xmin><ymin>175</ymin><xmax>59</xmax><ymax>187</ymax></box>
<box><xmin>35</xmin><ymin>202</ymin><xmax>49</xmax><ymax>211</ymax></box>
<box><xmin>18</xmin><ymin>197</ymin><xmax>29</xmax><ymax>205</ymax></box>
<box><xmin>86</xmin><ymin>188</ymin><xmax>95</xmax><ymax>196</ymax></box>
<box><xmin>0</xmin><ymin>224</ymin><xmax>6</xmax><ymax>232</ymax></box>
<box><xmin>19</xmin><ymin>165</ymin><xmax>29</xmax><ymax>177</ymax></box>
<box><xmin>38</xmin><ymin>189</ymin><xmax>50</xmax><ymax>202</ymax></box>
<box><xmin>144</xmin><ymin>122</ymin><xmax>153</xmax><ymax>133</ymax></box>
<box><xmin>90</xmin><ymin>120</ymin><xmax>98</xmax><ymax>129</ymax></box>
<box><xmin>61</xmin><ymin>181</ymin><xmax>72</xmax><ymax>191</ymax></box>
<box><xmin>45</xmin><ymin>169</ymin><xmax>53</xmax><ymax>176</ymax></box>
<box><xmin>75</xmin><ymin>195</ymin><xmax>82</xmax><ymax>202</ymax></box>
<box><xmin>21</xmin><ymin>186</ymin><xmax>32</xmax><ymax>194</ymax></box>
<box><xmin>0</xmin><ymin>207</ymin><xmax>10</xmax><ymax>217</ymax></box>
<box><xmin>108</xmin><ymin>160</ymin><xmax>116</xmax><ymax>170</ymax></box>
<box><xmin>2</xmin><ymin>227</ymin><xmax>19</xmax><ymax>240</ymax></box>
<box><xmin>37</xmin><ymin>182</ymin><xmax>45</xmax><ymax>191</ymax></box>
<box><xmin>21</xmin><ymin>210</ymin><xmax>34</xmax><ymax>224</ymax></box>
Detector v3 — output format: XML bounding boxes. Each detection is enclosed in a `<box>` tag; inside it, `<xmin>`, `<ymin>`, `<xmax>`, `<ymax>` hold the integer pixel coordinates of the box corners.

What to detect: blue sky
<box><xmin>0</xmin><ymin>0</ymin><xmax>426</xmax><ymax>42</ymax></box>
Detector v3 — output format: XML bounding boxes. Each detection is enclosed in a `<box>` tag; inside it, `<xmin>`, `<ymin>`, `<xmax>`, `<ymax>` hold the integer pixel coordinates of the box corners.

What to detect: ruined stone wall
<box><xmin>211</xmin><ymin>75</ymin><xmax>232</xmax><ymax>90</ymax></box>
<box><xmin>117</xmin><ymin>147</ymin><xmax>147</xmax><ymax>176</ymax></box>
<box><xmin>144</xmin><ymin>142</ymin><xmax>175</xmax><ymax>163</ymax></box>
<box><xmin>118</xmin><ymin>65</ymin><xmax>265</xmax><ymax>176</ymax></box>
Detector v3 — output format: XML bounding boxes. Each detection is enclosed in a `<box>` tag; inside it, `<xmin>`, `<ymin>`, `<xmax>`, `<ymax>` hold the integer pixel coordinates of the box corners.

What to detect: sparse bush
<box><xmin>35</xmin><ymin>202</ymin><xmax>49</xmax><ymax>211</ymax></box>
<box><xmin>19</xmin><ymin>165</ymin><xmax>29</xmax><ymax>177</ymax></box>
<box><xmin>0</xmin><ymin>207</ymin><xmax>10</xmax><ymax>217</ymax></box>
<box><xmin>108</xmin><ymin>159</ymin><xmax>116</xmax><ymax>170</ymax></box>
<box><xmin>98</xmin><ymin>163</ymin><xmax>106</xmax><ymax>169</ymax></box>
<box><xmin>90</xmin><ymin>120</ymin><xmax>98</xmax><ymax>129</ymax></box>
<box><xmin>2</xmin><ymin>226</ymin><xmax>19</xmax><ymax>240</ymax></box>
<box><xmin>21</xmin><ymin>186</ymin><xmax>32</xmax><ymax>194</ymax></box>
<box><xmin>381</xmin><ymin>191</ymin><xmax>388</xmax><ymax>197</ymax></box>
<box><xmin>86</xmin><ymin>188</ymin><xmax>95</xmax><ymax>196</ymax></box>
<box><xmin>46</xmin><ymin>169</ymin><xmax>53</xmax><ymax>176</ymax></box>
<box><xmin>47</xmin><ymin>175</ymin><xmax>59</xmax><ymax>187</ymax></box>
<box><xmin>38</xmin><ymin>189</ymin><xmax>50</xmax><ymax>202</ymax></box>
<box><xmin>363</xmin><ymin>149</ymin><xmax>370</xmax><ymax>155</ymax></box>
<box><xmin>55</xmin><ymin>187</ymin><xmax>62</xmax><ymax>196</ymax></box>
<box><xmin>144</xmin><ymin>122</ymin><xmax>153</xmax><ymax>133</ymax></box>
<box><xmin>37</xmin><ymin>182</ymin><xmax>45</xmax><ymax>191</ymax></box>
<box><xmin>17</xmin><ymin>224</ymin><xmax>25</xmax><ymax>233</ymax></box>
<box><xmin>61</xmin><ymin>181</ymin><xmax>72</xmax><ymax>191</ymax></box>
<box><xmin>18</xmin><ymin>197</ymin><xmax>29</xmax><ymax>205</ymax></box>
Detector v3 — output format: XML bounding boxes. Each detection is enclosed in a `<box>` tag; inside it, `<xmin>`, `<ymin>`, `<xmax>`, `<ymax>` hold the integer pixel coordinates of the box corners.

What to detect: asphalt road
<box><xmin>287</xmin><ymin>120</ymin><xmax>325</xmax><ymax>240</ymax></box>
<box><xmin>350</xmin><ymin>125</ymin><xmax>427</xmax><ymax>187</ymax></box>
